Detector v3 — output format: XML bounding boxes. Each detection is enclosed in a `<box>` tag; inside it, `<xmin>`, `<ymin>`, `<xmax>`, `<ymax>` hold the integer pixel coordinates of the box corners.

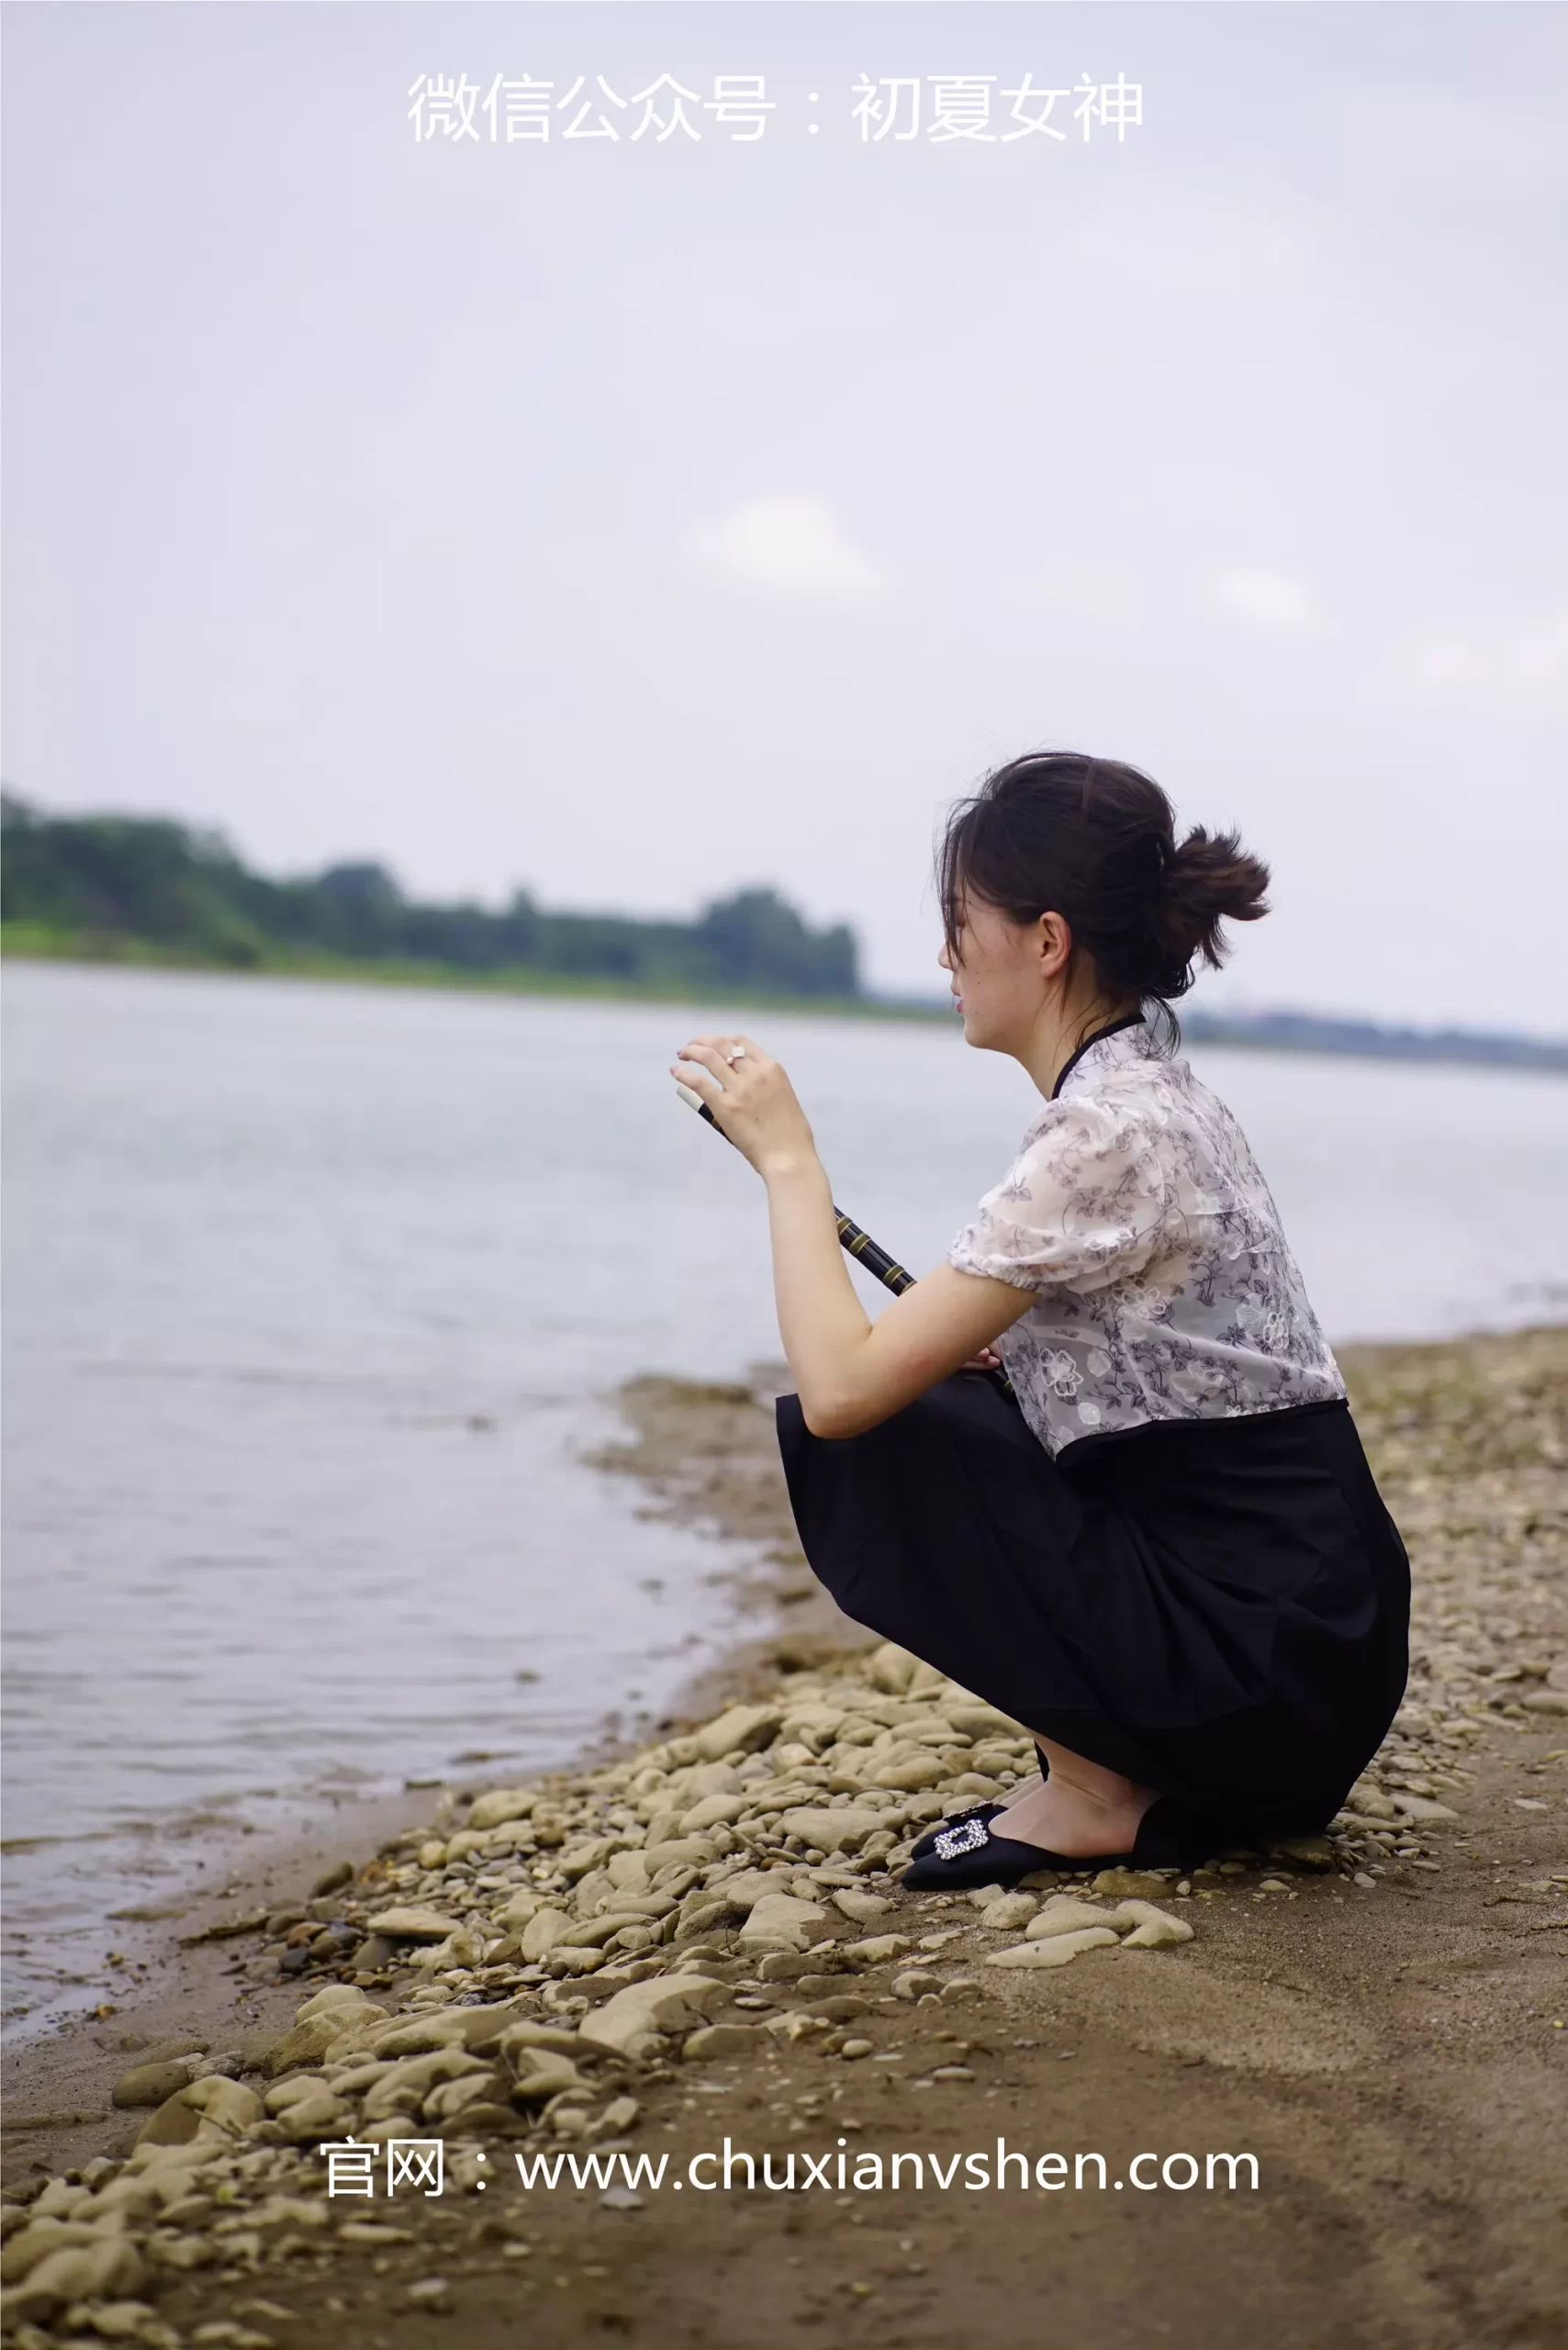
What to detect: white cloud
<box><xmin>1208</xmin><ymin>567</ymin><xmax>1327</xmax><ymax>640</ymax></box>
<box><xmin>1392</xmin><ymin>605</ymin><xmax>1568</xmax><ymax>722</ymax></box>
<box><xmin>685</xmin><ymin>493</ymin><xmax>892</xmax><ymax>606</ymax></box>
<box><xmin>1005</xmin><ymin>561</ymin><xmax>1143</xmax><ymax>627</ymax></box>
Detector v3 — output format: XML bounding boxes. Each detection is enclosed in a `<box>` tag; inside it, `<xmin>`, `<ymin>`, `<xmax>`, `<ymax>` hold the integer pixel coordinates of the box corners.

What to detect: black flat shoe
<box><xmin>900</xmin><ymin>1795</ymin><xmax>1218</xmax><ymax>1892</ymax></box>
<box><xmin>902</xmin><ymin>1808</ymin><xmax>1063</xmax><ymax>1891</ymax></box>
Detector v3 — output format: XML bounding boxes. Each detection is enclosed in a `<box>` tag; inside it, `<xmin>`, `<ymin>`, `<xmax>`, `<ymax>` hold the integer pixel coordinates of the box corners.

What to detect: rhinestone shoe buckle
<box><xmin>932</xmin><ymin>1816</ymin><xmax>991</xmax><ymax>1862</ymax></box>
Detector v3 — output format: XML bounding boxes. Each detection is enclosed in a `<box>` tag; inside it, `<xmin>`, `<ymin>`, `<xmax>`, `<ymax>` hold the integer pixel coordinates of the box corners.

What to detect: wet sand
<box><xmin>4</xmin><ymin>1328</ymin><xmax>1565</xmax><ymax>2349</ymax></box>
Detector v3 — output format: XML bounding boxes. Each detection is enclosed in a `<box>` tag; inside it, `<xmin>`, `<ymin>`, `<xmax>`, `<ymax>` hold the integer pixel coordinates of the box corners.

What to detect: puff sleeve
<box><xmin>947</xmin><ymin>1096</ymin><xmax>1171</xmax><ymax>1294</ymax></box>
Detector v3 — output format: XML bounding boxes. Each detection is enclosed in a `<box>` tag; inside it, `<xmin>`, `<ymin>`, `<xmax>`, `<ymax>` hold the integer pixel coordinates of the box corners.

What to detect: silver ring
<box><xmin>724</xmin><ymin>1045</ymin><xmax>747</xmax><ymax>1066</ymax></box>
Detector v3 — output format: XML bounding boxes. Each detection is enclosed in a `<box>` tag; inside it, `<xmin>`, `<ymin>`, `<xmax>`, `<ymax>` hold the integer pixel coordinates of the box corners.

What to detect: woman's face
<box><xmin>938</xmin><ymin>890</ymin><xmax>1064</xmax><ymax>1053</ymax></box>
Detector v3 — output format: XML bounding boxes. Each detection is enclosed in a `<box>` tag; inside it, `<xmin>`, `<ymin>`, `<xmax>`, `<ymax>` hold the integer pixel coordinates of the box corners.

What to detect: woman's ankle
<box><xmin>1036</xmin><ymin>1751</ymin><xmax>1150</xmax><ymax>1809</ymax></box>
<box><xmin>991</xmin><ymin>1774</ymin><xmax>1155</xmax><ymax>1856</ymax></box>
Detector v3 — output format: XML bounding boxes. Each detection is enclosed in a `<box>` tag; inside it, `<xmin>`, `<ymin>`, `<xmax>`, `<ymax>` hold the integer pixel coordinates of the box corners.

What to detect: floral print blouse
<box><xmin>947</xmin><ymin>1018</ymin><xmax>1346</xmax><ymax>1459</ymax></box>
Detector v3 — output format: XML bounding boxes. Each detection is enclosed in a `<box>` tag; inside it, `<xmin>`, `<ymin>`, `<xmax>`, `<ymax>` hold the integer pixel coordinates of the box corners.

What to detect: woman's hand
<box><xmin>670</xmin><ymin>1034</ymin><xmax>817</xmax><ymax>1180</ymax></box>
<box><xmin>961</xmin><ymin>1347</ymin><xmax>1002</xmax><ymax>1372</ymax></box>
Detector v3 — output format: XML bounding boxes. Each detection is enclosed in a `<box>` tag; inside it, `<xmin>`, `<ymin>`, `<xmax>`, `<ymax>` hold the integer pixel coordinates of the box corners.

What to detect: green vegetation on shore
<box><xmin>0</xmin><ymin>796</ymin><xmax>859</xmax><ymax>1002</ymax></box>
<box><xmin>0</xmin><ymin>919</ymin><xmax>942</xmax><ymax>1024</ymax></box>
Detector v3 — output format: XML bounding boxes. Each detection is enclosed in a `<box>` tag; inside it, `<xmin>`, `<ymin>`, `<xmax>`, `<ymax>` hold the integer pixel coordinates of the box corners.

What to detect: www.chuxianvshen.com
<box><xmin>511</xmin><ymin>2141</ymin><xmax>1260</xmax><ymax>2195</ymax></box>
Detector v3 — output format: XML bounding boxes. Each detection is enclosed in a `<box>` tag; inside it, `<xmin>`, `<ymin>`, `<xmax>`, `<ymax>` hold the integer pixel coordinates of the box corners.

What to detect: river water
<box><xmin>5</xmin><ymin>961</ymin><xmax>1566</xmax><ymax>2033</ymax></box>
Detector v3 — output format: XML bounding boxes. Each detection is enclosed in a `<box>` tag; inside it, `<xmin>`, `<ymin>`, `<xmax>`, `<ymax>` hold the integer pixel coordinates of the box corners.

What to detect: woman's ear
<box><xmin>1034</xmin><ymin>910</ymin><xmax>1073</xmax><ymax>980</ymax></box>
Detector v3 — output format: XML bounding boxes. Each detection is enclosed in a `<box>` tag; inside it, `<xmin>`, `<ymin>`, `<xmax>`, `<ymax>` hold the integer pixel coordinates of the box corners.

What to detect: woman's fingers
<box><xmin>675</xmin><ymin>1035</ymin><xmax>772</xmax><ymax>1072</ymax></box>
<box><xmin>668</xmin><ymin>1033</ymin><xmax>812</xmax><ymax>1180</ymax></box>
<box><xmin>670</xmin><ymin>1036</ymin><xmax>777</xmax><ymax>1099</ymax></box>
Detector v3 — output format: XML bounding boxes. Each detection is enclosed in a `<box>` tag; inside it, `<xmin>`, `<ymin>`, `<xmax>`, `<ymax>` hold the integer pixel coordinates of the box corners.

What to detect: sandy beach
<box><xmin>4</xmin><ymin>1326</ymin><xmax>1565</xmax><ymax>2350</ymax></box>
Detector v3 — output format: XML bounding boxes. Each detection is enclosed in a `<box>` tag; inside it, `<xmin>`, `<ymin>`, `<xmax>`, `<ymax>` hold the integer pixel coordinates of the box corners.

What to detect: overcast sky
<box><xmin>5</xmin><ymin>3</ymin><xmax>1565</xmax><ymax>1030</ymax></box>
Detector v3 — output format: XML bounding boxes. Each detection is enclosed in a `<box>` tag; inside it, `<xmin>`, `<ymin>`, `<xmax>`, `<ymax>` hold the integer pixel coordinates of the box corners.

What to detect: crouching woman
<box><xmin>667</xmin><ymin>751</ymin><xmax>1409</xmax><ymax>1887</ymax></box>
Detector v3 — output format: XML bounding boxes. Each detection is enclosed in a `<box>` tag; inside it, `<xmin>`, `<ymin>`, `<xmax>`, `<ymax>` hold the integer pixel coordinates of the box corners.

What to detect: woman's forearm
<box><xmin>763</xmin><ymin>1153</ymin><xmax>873</xmax><ymax>1429</ymax></box>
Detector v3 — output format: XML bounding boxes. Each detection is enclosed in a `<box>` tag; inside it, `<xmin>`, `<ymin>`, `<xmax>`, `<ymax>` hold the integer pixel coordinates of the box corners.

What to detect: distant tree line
<box><xmin>0</xmin><ymin>796</ymin><xmax>862</xmax><ymax>997</ymax></box>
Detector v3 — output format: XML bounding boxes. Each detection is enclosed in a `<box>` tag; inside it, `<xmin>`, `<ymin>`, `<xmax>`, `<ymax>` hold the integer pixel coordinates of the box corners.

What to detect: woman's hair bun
<box><xmin>1154</xmin><ymin>824</ymin><xmax>1271</xmax><ymax>979</ymax></box>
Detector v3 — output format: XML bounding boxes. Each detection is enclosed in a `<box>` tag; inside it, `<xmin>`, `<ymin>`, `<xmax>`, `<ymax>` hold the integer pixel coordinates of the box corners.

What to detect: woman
<box><xmin>668</xmin><ymin>751</ymin><xmax>1410</xmax><ymax>1886</ymax></box>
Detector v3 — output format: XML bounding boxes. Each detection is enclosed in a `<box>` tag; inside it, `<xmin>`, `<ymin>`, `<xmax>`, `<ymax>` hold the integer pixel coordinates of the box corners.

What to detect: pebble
<box><xmin>111</xmin><ymin>2062</ymin><xmax>198</xmax><ymax>2109</ymax></box>
<box><xmin>777</xmin><ymin>1806</ymin><xmax>885</xmax><ymax>1852</ymax></box>
<box><xmin>1391</xmin><ymin>1795</ymin><xmax>1462</xmax><ymax>1825</ymax></box>
<box><xmin>701</xmin><ymin>1867</ymin><xmax>787</xmax><ymax>1914</ymax></box>
<box><xmin>297</xmin><ymin>1982</ymin><xmax>377</xmax><ymax>2024</ymax></box>
<box><xmin>680</xmin><ymin>1794</ymin><xmax>749</xmax><ymax>1833</ymax></box>
<box><xmin>683</xmin><ymin>2024</ymin><xmax>761</xmax><ymax>2059</ymax></box>
<box><xmin>693</xmin><ymin>1705</ymin><xmax>783</xmax><ymax>1763</ymax></box>
<box><xmin>406</xmin><ymin>2277</ymin><xmax>454</xmax><ymax>2311</ymax></box>
<box><xmin>2</xmin><ymin>2221</ymin><xmax>104</xmax><ymax>2286</ymax></box>
<box><xmin>1024</xmin><ymin>1897</ymin><xmax>1113</xmax><ymax>1941</ymax></box>
<box><xmin>1270</xmin><ymin>1837</ymin><xmax>1334</xmax><ymax>1870</ymax></box>
<box><xmin>264</xmin><ymin>2085</ymin><xmax>348</xmax><ymax>2144</ymax></box>
<box><xmin>839</xmin><ymin>1934</ymin><xmax>912</xmax><ymax>1965</ymax></box>
<box><xmin>975</xmin><ymin>1892</ymin><xmax>1037</xmax><ymax>1932</ymax></box>
<box><xmin>362</xmin><ymin>2050</ymin><xmax>488</xmax><ymax>2121</ymax></box>
<box><xmin>521</xmin><ymin>1909</ymin><xmax>576</xmax><ymax>1962</ymax></box>
<box><xmin>891</xmin><ymin>1971</ymin><xmax>944</xmax><ymax>2001</ymax></box>
<box><xmin>81</xmin><ymin>2305</ymin><xmax>173</xmax><ymax>2343</ymax></box>
<box><xmin>988</xmin><ymin>1929</ymin><xmax>1122</xmax><ymax>1969</ymax></box>
<box><xmin>134</xmin><ymin>2076</ymin><xmax>263</xmax><ymax>2149</ymax></box>
<box><xmin>737</xmin><ymin>1895</ymin><xmax>830</xmax><ymax>1953</ymax></box>
<box><xmin>873</xmin><ymin>1755</ymin><xmax>946</xmax><ymax>1792</ymax></box>
<box><xmin>465</xmin><ymin>1788</ymin><xmax>537</xmax><ymax>1830</ymax></box>
<box><xmin>757</xmin><ymin>1952</ymin><xmax>811</xmax><ymax>1985</ymax></box>
<box><xmin>363</xmin><ymin>1906</ymin><xmax>461</xmax><ymax>1941</ymax></box>
<box><xmin>577</xmin><ymin>1972</ymin><xmax>729</xmax><ymax>2056</ymax></box>
<box><xmin>508</xmin><ymin>2050</ymin><xmax>588</xmax><ymax>2104</ymax></box>
<box><xmin>832</xmin><ymin>1888</ymin><xmax>895</xmax><ymax>1924</ymax></box>
<box><xmin>1114</xmin><ymin>1902</ymin><xmax>1194</xmax><ymax>1949</ymax></box>
<box><xmin>4</xmin><ymin>2236</ymin><xmax>147</xmax><ymax>2320</ymax></box>
<box><xmin>260</xmin><ymin>2011</ymin><xmax>370</xmax><ymax>2076</ymax></box>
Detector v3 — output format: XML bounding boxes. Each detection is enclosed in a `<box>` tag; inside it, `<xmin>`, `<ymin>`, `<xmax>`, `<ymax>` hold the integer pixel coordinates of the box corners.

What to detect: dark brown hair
<box><xmin>937</xmin><ymin>750</ymin><xmax>1270</xmax><ymax>1041</ymax></box>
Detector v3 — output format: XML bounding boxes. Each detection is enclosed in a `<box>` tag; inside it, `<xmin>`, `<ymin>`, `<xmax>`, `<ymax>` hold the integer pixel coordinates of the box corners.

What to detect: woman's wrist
<box><xmin>759</xmin><ymin>1149</ymin><xmax>825</xmax><ymax>1188</ymax></box>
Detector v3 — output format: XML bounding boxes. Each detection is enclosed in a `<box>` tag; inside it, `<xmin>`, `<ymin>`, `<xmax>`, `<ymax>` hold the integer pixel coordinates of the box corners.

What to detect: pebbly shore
<box><xmin>2</xmin><ymin>1326</ymin><xmax>1564</xmax><ymax>2350</ymax></box>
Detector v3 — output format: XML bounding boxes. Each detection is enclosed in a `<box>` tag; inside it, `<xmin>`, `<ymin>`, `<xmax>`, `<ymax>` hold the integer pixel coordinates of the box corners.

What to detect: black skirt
<box><xmin>775</xmin><ymin>1374</ymin><xmax>1410</xmax><ymax>1841</ymax></box>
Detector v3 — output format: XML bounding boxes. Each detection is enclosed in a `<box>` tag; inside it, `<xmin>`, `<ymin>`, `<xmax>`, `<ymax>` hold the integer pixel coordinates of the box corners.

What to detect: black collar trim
<box><xmin>1050</xmin><ymin>1012</ymin><xmax>1147</xmax><ymax>1102</ymax></box>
